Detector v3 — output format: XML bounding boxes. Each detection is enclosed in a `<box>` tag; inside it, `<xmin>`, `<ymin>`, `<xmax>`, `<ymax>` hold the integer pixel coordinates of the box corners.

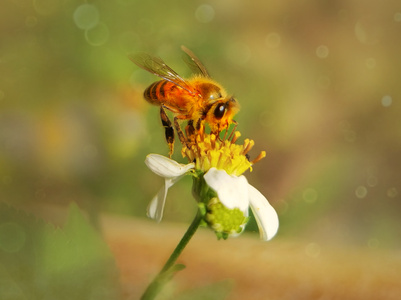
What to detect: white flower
<box><xmin>145</xmin><ymin>154</ymin><xmax>279</xmax><ymax>241</ymax></box>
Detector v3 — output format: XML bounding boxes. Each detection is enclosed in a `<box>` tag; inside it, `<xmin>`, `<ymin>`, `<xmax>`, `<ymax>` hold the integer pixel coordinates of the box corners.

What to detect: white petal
<box><xmin>147</xmin><ymin>177</ymin><xmax>180</xmax><ymax>222</ymax></box>
<box><xmin>145</xmin><ymin>154</ymin><xmax>194</xmax><ymax>178</ymax></box>
<box><xmin>204</xmin><ymin>168</ymin><xmax>249</xmax><ymax>212</ymax></box>
<box><xmin>147</xmin><ymin>180</ymin><xmax>168</xmax><ymax>222</ymax></box>
<box><xmin>248</xmin><ymin>184</ymin><xmax>279</xmax><ymax>241</ymax></box>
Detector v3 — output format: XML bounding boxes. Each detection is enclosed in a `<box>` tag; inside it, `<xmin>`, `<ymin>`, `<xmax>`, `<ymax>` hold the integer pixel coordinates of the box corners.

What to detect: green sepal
<box><xmin>197</xmin><ymin>203</ymin><xmax>208</xmax><ymax>228</ymax></box>
<box><xmin>192</xmin><ymin>172</ymin><xmax>218</xmax><ymax>204</ymax></box>
<box><xmin>215</xmin><ymin>231</ymin><xmax>229</xmax><ymax>240</ymax></box>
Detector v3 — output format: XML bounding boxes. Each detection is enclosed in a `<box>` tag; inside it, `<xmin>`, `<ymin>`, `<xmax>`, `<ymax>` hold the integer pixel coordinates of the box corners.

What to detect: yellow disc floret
<box><xmin>183</xmin><ymin>129</ymin><xmax>266</xmax><ymax>176</ymax></box>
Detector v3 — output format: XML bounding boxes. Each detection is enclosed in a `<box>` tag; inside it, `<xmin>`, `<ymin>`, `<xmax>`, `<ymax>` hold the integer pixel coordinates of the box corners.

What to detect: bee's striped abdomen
<box><xmin>144</xmin><ymin>80</ymin><xmax>171</xmax><ymax>105</ymax></box>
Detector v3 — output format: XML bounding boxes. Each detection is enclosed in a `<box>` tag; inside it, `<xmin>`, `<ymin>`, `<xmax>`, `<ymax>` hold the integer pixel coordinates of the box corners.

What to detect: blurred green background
<box><xmin>1</xmin><ymin>0</ymin><xmax>400</xmax><ymax>252</ymax></box>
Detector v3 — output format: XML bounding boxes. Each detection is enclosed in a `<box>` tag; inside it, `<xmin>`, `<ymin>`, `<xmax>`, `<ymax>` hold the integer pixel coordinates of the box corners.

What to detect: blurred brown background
<box><xmin>1</xmin><ymin>0</ymin><xmax>400</xmax><ymax>299</ymax></box>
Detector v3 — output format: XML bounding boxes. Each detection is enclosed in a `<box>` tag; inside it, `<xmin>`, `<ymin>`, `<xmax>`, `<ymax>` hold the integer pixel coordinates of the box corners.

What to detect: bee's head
<box><xmin>206</xmin><ymin>96</ymin><xmax>240</xmax><ymax>132</ymax></box>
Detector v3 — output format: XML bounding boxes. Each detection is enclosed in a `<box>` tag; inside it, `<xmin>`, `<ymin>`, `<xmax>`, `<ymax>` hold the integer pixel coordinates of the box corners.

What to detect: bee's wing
<box><xmin>129</xmin><ymin>53</ymin><xmax>194</xmax><ymax>94</ymax></box>
<box><xmin>181</xmin><ymin>45</ymin><xmax>210</xmax><ymax>78</ymax></box>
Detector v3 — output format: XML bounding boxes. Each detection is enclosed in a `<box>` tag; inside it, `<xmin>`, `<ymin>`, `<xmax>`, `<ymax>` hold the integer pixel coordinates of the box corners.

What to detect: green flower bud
<box><xmin>205</xmin><ymin>197</ymin><xmax>248</xmax><ymax>240</ymax></box>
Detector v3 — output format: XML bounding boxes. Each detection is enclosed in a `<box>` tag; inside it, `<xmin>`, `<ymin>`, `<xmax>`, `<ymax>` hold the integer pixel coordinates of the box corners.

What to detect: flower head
<box><xmin>145</xmin><ymin>129</ymin><xmax>279</xmax><ymax>241</ymax></box>
<box><xmin>183</xmin><ymin>130</ymin><xmax>266</xmax><ymax>176</ymax></box>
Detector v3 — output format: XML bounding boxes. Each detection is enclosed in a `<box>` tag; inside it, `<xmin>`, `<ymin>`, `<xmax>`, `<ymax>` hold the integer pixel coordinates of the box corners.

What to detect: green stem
<box><xmin>141</xmin><ymin>211</ymin><xmax>203</xmax><ymax>300</ymax></box>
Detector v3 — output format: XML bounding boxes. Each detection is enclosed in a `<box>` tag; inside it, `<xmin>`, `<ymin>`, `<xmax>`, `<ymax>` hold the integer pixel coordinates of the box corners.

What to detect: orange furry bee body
<box><xmin>129</xmin><ymin>46</ymin><xmax>240</xmax><ymax>156</ymax></box>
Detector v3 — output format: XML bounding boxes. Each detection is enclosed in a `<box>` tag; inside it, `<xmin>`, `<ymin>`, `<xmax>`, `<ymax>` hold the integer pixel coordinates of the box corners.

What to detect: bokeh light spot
<box><xmin>387</xmin><ymin>187</ymin><xmax>398</xmax><ymax>198</ymax></box>
<box><xmin>73</xmin><ymin>4</ymin><xmax>100</xmax><ymax>30</ymax></box>
<box><xmin>354</xmin><ymin>18</ymin><xmax>380</xmax><ymax>44</ymax></box>
<box><xmin>355</xmin><ymin>21</ymin><xmax>367</xmax><ymax>43</ymax></box>
<box><xmin>303</xmin><ymin>188</ymin><xmax>318</xmax><ymax>204</ymax></box>
<box><xmin>265</xmin><ymin>32</ymin><xmax>281</xmax><ymax>48</ymax></box>
<box><xmin>381</xmin><ymin>95</ymin><xmax>392</xmax><ymax>107</ymax></box>
<box><xmin>305</xmin><ymin>243</ymin><xmax>321</xmax><ymax>258</ymax></box>
<box><xmin>277</xmin><ymin>199</ymin><xmax>289</xmax><ymax>215</ymax></box>
<box><xmin>85</xmin><ymin>23</ymin><xmax>110</xmax><ymax>46</ymax></box>
<box><xmin>316</xmin><ymin>45</ymin><xmax>329</xmax><ymax>58</ymax></box>
<box><xmin>0</xmin><ymin>222</ymin><xmax>26</xmax><ymax>253</ymax></box>
<box><xmin>394</xmin><ymin>12</ymin><xmax>401</xmax><ymax>22</ymax></box>
<box><xmin>355</xmin><ymin>185</ymin><xmax>368</xmax><ymax>198</ymax></box>
<box><xmin>195</xmin><ymin>4</ymin><xmax>215</xmax><ymax>23</ymax></box>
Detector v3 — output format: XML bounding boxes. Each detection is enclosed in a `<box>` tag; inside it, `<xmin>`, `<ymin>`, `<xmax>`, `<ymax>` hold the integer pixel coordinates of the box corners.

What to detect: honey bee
<box><xmin>129</xmin><ymin>46</ymin><xmax>240</xmax><ymax>157</ymax></box>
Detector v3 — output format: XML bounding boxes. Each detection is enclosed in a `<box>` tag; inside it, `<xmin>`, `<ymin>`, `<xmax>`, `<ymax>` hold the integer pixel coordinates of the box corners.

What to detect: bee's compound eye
<box><xmin>214</xmin><ymin>103</ymin><xmax>226</xmax><ymax>120</ymax></box>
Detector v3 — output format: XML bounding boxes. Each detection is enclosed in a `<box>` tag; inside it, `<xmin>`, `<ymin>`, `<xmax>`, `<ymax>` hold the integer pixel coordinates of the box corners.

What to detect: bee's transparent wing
<box><xmin>129</xmin><ymin>52</ymin><xmax>194</xmax><ymax>93</ymax></box>
<box><xmin>181</xmin><ymin>45</ymin><xmax>210</xmax><ymax>78</ymax></box>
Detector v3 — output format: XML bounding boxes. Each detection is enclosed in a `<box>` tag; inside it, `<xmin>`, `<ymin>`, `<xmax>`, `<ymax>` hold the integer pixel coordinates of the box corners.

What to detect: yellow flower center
<box><xmin>182</xmin><ymin>128</ymin><xmax>266</xmax><ymax>176</ymax></box>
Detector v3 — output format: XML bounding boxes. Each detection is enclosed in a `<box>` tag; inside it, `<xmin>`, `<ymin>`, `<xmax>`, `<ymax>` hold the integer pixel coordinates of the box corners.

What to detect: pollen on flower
<box><xmin>182</xmin><ymin>128</ymin><xmax>265</xmax><ymax>176</ymax></box>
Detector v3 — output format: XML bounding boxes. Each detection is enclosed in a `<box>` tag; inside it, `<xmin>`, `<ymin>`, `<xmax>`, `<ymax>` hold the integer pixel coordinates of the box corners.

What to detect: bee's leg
<box><xmin>160</xmin><ymin>106</ymin><xmax>175</xmax><ymax>157</ymax></box>
<box><xmin>222</xmin><ymin>120</ymin><xmax>237</xmax><ymax>141</ymax></box>
<box><xmin>192</xmin><ymin>118</ymin><xmax>206</xmax><ymax>140</ymax></box>
<box><xmin>194</xmin><ymin>118</ymin><xmax>199</xmax><ymax>131</ymax></box>
<box><xmin>195</xmin><ymin>118</ymin><xmax>204</xmax><ymax>132</ymax></box>
<box><xmin>185</xmin><ymin>120</ymin><xmax>196</xmax><ymax>144</ymax></box>
<box><xmin>214</xmin><ymin>126</ymin><xmax>223</xmax><ymax>141</ymax></box>
<box><xmin>227</xmin><ymin>120</ymin><xmax>238</xmax><ymax>141</ymax></box>
<box><xmin>173</xmin><ymin>117</ymin><xmax>188</xmax><ymax>148</ymax></box>
<box><xmin>222</xmin><ymin>126</ymin><xmax>229</xmax><ymax>141</ymax></box>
